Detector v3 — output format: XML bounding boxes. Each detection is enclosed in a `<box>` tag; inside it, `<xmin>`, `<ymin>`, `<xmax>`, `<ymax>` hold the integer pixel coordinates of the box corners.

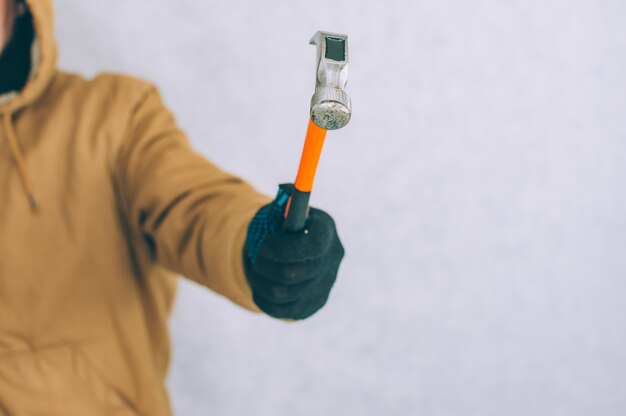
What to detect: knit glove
<box><xmin>244</xmin><ymin>184</ymin><xmax>344</xmax><ymax>320</ymax></box>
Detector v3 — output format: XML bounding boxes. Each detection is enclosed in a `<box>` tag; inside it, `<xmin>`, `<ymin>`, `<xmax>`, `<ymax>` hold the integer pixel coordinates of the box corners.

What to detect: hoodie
<box><xmin>0</xmin><ymin>1</ymin><xmax>270</xmax><ymax>414</ymax></box>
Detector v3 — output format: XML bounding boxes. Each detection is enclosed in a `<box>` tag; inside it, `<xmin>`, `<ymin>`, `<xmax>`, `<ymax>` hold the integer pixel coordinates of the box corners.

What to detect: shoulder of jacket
<box><xmin>53</xmin><ymin>70</ymin><xmax>158</xmax><ymax>106</ymax></box>
<box><xmin>93</xmin><ymin>72</ymin><xmax>158</xmax><ymax>103</ymax></box>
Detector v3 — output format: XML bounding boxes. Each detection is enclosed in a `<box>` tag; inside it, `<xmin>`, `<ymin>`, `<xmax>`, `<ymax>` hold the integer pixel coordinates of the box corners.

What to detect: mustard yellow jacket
<box><xmin>0</xmin><ymin>1</ymin><xmax>271</xmax><ymax>414</ymax></box>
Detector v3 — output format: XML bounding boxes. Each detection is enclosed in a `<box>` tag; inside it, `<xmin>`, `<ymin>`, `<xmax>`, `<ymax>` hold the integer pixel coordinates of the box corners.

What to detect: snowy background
<box><xmin>55</xmin><ymin>0</ymin><xmax>626</xmax><ymax>415</ymax></box>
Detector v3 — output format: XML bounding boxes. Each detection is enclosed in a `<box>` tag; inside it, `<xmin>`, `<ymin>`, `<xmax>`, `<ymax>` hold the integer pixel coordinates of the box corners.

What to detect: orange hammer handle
<box><xmin>295</xmin><ymin>119</ymin><xmax>328</xmax><ymax>192</ymax></box>
<box><xmin>284</xmin><ymin>119</ymin><xmax>328</xmax><ymax>231</ymax></box>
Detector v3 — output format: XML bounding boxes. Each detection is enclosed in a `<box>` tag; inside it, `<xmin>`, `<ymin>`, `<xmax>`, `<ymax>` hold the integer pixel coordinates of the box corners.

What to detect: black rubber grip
<box><xmin>283</xmin><ymin>189</ymin><xmax>311</xmax><ymax>232</ymax></box>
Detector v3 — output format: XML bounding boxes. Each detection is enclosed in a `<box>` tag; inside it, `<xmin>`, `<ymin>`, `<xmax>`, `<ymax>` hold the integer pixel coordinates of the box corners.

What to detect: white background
<box><xmin>55</xmin><ymin>0</ymin><xmax>626</xmax><ymax>415</ymax></box>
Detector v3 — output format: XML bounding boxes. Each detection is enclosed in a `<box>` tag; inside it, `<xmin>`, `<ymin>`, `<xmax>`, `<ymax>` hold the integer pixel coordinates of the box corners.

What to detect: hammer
<box><xmin>283</xmin><ymin>31</ymin><xmax>351</xmax><ymax>232</ymax></box>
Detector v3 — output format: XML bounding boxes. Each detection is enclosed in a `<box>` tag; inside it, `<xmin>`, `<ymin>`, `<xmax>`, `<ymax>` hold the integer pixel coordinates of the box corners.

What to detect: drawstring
<box><xmin>2</xmin><ymin>111</ymin><xmax>38</xmax><ymax>212</ymax></box>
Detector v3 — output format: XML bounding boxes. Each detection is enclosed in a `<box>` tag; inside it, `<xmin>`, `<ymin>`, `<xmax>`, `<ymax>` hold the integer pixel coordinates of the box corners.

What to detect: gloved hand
<box><xmin>244</xmin><ymin>184</ymin><xmax>344</xmax><ymax>320</ymax></box>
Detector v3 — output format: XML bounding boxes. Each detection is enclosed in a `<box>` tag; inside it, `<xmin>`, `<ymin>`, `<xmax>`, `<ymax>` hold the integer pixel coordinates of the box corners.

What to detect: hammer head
<box><xmin>309</xmin><ymin>31</ymin><xmax>351</xmax><ymax>130</ymax></box>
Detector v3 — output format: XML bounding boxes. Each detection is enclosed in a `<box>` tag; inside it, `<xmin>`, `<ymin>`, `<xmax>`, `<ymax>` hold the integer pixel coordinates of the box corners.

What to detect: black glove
<box><xmin>244</xmin><ymin>184</ymin><xmax>344</xmax><ymax>320</ymax></box>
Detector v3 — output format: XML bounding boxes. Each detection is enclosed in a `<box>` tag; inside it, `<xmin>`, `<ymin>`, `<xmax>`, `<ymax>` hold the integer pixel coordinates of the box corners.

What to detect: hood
<box><xmin>0</xmin><ymin>0</ymin><xmax>57</xmax><ymax>212</ymax></box>
<box><xmin>0</xmin><ymin>0</ymin><xmax>57</xmax><ymax>113</ymax></box>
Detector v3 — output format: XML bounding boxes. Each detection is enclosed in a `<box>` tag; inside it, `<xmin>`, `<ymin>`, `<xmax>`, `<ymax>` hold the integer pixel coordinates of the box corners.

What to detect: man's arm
<box><xmin>114</xmin><ymin>85</ymin><xmax>271</xmax><ymax>311</ymax></box>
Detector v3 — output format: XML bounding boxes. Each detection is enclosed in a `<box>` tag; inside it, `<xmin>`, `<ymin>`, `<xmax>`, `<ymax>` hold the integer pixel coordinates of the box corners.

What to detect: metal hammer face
<box><xmin>309</xmin><ymin>31</ymin><xmax>351</xmax><ymax>130</ymax></box>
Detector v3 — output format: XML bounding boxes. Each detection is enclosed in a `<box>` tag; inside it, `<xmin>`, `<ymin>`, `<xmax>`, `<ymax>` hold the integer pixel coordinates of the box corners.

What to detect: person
<box><xmin>0</xmin><ymin>0</ymin><xmax>344</xmax><ymax>414</ymax></box>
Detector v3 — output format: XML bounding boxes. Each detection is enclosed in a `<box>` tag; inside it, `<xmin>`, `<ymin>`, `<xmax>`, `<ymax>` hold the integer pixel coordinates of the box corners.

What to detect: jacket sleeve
<box><xmin>114</xmin><ymin>85</ymin><xmax>271</xmax><ymax>312</ymax></box>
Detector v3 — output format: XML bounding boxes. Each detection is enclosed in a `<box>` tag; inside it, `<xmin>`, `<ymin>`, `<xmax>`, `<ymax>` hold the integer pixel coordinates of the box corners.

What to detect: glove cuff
<box><xmin>245</xmin><ymin>184</ymin><xmax>293</xmax><ymax>265</ymax></box>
